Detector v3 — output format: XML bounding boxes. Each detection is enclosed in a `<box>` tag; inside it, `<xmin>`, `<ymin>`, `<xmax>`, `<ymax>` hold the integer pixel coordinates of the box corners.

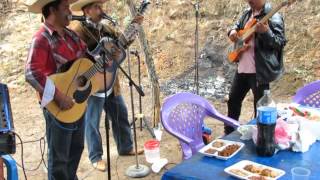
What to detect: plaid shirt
<box><xmin>25</xmin><ymin>23</ymin><xmax>87</xmax><ymax>99</ymax></box>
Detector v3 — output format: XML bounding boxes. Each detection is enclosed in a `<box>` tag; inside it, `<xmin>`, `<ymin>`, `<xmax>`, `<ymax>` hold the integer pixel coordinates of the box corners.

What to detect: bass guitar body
<box><xmin>228</xmin><ymin>18</ymin><xmax>257</xmax><ymax>63</ymax></box>
<box><xmin>227</xmin><ymin>0</ymin><xmax>298</xmax><ymax>62</ymax></box>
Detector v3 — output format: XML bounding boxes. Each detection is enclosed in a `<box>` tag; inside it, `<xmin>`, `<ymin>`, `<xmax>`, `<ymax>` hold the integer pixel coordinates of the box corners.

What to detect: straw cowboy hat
<box><xmin>71</xmin><ymin>0</ymin><xmax>107</xmax><ymax>11</ymax></box>
<box><xmin>28</xmin><ymin>0</ymin><xmax>78</xmax><ymax>14</ymax></box>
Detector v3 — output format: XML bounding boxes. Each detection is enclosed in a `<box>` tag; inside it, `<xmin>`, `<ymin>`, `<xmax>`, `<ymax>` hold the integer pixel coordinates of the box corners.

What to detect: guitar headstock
<box><xmin>137</xmin><ymin>0</ymin><xmax>151</xmax><ymax>14</ymax></box>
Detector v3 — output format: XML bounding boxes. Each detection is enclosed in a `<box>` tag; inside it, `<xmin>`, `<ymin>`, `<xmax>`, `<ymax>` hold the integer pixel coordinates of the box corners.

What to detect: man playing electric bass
<box><xmin>225</xmin><ymin>0</ymin><xmax>286</xmax><ymax>135</ymax></box>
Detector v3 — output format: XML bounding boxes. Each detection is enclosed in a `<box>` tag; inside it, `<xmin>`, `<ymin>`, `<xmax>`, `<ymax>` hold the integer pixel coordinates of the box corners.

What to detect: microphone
<box><xmin>130</xmin><ymin>49</ymin><xmax>139</xmax><ymax>56</ymax></box>
<box><xmin>101</xmin><ymin>13</ymin><xmax>117</xmax><ymax>26</ymax></box>
<box><xmin>67</xmin><ymin>15</ymin><xmax>87</xmax><ymax>21</ymax></box>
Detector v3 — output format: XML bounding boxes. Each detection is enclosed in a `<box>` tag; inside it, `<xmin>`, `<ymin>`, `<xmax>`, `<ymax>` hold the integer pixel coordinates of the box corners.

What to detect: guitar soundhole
<box><xmin>77</xmin><ymin>76</ymin><xmax>88</xmax><ymax>88</ymax></box>
<box><xmin>72</xmin><ymin>75</ymin><xmax>92</xmax><ymax>104</ymax></box>
<box><xmin>73</xmin><ymin>82</ymin><xmax>92</xmax><ymax>104</ymax></box>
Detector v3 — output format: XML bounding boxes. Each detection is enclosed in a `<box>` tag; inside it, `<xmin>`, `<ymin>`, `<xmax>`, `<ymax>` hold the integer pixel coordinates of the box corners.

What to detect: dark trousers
<box><xmin>43</xmin><ymin>109</ymin><xmax>84</xmax><ymax>180</ymax></box>
<box><xmin>225</xmin><ymin>73</ymin><xmax>269</xmax><ymax>134</ymax></box>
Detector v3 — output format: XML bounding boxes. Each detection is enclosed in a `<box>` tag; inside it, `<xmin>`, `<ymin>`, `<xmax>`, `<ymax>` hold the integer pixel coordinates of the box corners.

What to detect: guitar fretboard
<box><xmin>81</xmin><ymin>0</ymin><xmax>150</xmax><ymax>81</ymax></box>
<box><xmin>82</xmin><ymin>57</ymin><xmax>105</xmax><ymax>80</ymax></box>
<box><xmin>242</xmin><ymin>2</ymin><xmax>287</xmax><ymax>40</ymax></box>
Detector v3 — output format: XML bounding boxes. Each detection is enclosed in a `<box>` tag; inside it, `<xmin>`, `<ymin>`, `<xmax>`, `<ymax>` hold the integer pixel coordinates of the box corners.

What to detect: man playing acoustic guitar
<box><xmin>225</xmin><ymin>0</ymin><xmax>286</xmax><ymax>135</ymax></box>
<box><xmin>70</xmin><ymin>0</ymin><xmax>144</xmax><ymax>171</ymax></box>
<box><xmin>25</xmin><ymin>0</ymin><xmax>87</xmax><ymax>179</ymax></box>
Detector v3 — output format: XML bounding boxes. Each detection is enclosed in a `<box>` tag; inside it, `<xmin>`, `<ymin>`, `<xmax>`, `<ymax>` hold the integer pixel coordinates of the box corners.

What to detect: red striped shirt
<box><xmin>25</xmin><ymin>23</ymin><xmax>87</xmax><ymax>99</ymax></box>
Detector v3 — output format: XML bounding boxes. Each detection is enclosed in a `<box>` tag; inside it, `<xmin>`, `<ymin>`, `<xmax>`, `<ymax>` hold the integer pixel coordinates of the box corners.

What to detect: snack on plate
<box><xmin>218</xmin><ymin>144</ymin><xmax>240</xmax><ymax>157</ymax></box>
<box><xmin>244</xmin><ymin>164</ymin><xmax>263</xmax><ymax>174</ymax></box>
<box><xmin>244</xmin><ymin>165</ymin><xmax>279</xmax><ymax>178</ymax></box>
<box><xmin>212</xmin><ymin>141</ymin><xmax>225</xmax><ymax>148</ymax></box>
<box><xmin>204</xmin><ymin>148</ymin><xmax>217</xmax><ymax>154</ymax></box>
<box><xmin>229</xmin><ymin>169</ymin><xmax>249</xmax><ymax>177</ymax></box>
<box><xmin>225</xmin><ymin>160</ymin><xmax>285</xmax><ymax>180</ymax></box>
<box><xmin>248</xmin><ymin>176</ymin><xmax>267</xmax><ymax>180</ymax></box>
<box><xmin>260</xmin><ymin>168</ymin><xmax>279</xmax><ymax>178</ymax></box>
<box><xmin>260</xmin><ymin>168</ymin><xmax>272</xmax><ymax>177</ymax></box>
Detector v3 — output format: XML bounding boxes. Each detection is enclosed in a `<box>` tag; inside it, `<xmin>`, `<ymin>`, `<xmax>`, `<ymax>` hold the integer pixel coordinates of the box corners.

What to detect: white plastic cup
<box><xmin>291</xmin><ymin>167</ymin><xmax>311</xmax><ymax>180</ymax></box>
<box><xmin>144</xmin><ymin>140</ymin><xmax>160</xmax><ymax>163</ymax></box>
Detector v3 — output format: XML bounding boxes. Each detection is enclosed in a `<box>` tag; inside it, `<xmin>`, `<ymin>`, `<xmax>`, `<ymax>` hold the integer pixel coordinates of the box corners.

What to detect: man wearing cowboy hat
<box><xmin>70</xmin><ymin>0</ymin><xmax>144</xmax><ymax>172</ymax></box>
<box><xmin>25</xmin><ymin>0</ymin><xmax>88</xmax><ymax>179</ymax></box>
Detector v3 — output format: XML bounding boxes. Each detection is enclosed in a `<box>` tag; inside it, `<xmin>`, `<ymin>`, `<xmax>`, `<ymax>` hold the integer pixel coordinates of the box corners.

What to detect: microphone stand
<box><xmin>194</xmin><ymin>0</ymin><xmax>200</xmax><ymax>95</ymax></box>
<box><xmin>125</xmin><ymin>48</ymin><xmax>150</xmax><ymax>178</ymax></box>
<box><xmin>101</xmin><ymin>50</ymin><xmax>111</xmax><ymax>180</ymax></box>
<box><xmin>137</xmin><ymin>50</ymin><xmax>143</xmax><ymax>131</ymax></box>
<box><xmin>130</xmin><ymin>50</ymin><xmax>156</xmax><ymax>139</ymax></box>
<box><xmin>98</xmin><ymin>40</ymin><xmax>147</xmax><ymax>179</ymax></box>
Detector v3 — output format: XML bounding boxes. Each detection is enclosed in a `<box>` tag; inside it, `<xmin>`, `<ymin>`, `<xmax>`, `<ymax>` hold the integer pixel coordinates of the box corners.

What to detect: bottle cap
<box><xmin>264</xmin><ymin>90</ymin><xmax>271</xmax><ymax>95</ymax></box>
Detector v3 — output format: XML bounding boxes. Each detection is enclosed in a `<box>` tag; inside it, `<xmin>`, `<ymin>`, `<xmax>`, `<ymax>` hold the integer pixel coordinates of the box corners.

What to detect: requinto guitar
<box><xmin>227</xmin><ymin>0</ymin><xmax>296</xmax><ymax>63</ymax></box>
<box><xmin>46</xmin><ymin>0</ymin><xmax>150</xmax><ymax>123</ymax></box>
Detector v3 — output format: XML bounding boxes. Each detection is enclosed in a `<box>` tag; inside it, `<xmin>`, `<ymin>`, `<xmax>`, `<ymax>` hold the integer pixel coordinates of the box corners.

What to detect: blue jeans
<box><xmin>43</xmin><ymin>109</ymin><xmax>84</xmax><ymax>180</ymax></box>
<box><xmin>85</xmin><ymin>94</ymin><xmax>133</xmax><ymax>163</ymax></box>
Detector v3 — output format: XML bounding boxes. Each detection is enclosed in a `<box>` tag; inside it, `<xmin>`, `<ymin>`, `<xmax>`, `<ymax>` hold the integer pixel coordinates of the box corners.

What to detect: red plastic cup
<box><xmin>144</xmin><ymin>140</ymin><xmax>160</xmax><ymax>163</ymax></box>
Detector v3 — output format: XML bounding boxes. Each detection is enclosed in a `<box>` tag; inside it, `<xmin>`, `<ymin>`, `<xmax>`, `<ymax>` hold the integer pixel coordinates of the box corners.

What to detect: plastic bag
<box><xmin>251</xmin><ymin>119</ymin><xmax>293</xmax><ymax>150</ymax></box>
<box><xmin>274</xmin><ymin>118</ymin><xmax>291</xmax><ymax>149</ymax></box>
<box><xmin>237</xmin><ymin>125</ymin><xmax>255</xmax><ymax>140</ymax></box>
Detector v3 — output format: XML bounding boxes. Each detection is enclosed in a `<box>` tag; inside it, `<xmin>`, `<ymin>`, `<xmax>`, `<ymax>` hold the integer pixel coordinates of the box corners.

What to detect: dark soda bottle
<box><xmin>256</xmin><ymin>122</ymin><xmax>276</xmax><ymax>156</ymax></box>
<box><xmin>256</xmin><ymin>90</ymin><xmax>277</xmax><ymax>156</ymax></box>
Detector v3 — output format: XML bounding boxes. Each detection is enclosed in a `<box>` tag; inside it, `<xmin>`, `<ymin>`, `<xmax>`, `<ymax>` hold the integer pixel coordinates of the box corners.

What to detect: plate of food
<box><xmin>198</xmin><ymin>139</ymin><xmax>245</xmax><ymax>160</ymax></box>
<box><xmin>224</xmin><ymin>160</ymin><xmax>286</xmax><ymax>180</ymax></box>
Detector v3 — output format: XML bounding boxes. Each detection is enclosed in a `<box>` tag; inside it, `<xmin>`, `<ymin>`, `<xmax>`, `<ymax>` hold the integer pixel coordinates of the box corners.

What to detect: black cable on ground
<box><xmin>12</xmin><ymin>136</ymin><xmax>47</xmax><ymax>171</ymax></box>
<box><xmin>12</xmin><ymin>131</ymin><xmax>28</xmax><ymax>180</ymax></box>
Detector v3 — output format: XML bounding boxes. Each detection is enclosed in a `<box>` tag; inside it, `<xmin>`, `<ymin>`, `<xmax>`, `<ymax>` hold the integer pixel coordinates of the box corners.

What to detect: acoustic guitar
<box><xmin>227</xmin><ymin>0</ymin><xmax>296</xmax><ymax>63</ymax></box>
<box><xmin>46</xmin><ymin>0</ymin><xmax>150</xmax><ymax>123</ymax></box>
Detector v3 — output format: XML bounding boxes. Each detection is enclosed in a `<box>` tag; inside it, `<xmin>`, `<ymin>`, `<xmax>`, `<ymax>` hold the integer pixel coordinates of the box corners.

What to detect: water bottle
<box><xmin>256</xmin><ymin>90</ymin><xmax>277</xmax><ymax>156</ymax></box>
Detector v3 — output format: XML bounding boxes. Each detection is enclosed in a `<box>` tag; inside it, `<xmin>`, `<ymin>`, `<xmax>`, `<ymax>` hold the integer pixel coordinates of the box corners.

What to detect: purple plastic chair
<box><xmin>160</xmin><ymin>92</ymin><xmax>240</xmax><ymax>160</ymax></box>
<box><xmin>293</xmin><ymin>80</ymin><xmax>320</xmax><ymax>108</ymax></box>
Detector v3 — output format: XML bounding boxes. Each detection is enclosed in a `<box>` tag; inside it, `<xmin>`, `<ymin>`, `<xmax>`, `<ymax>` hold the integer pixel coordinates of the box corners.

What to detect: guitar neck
<box><xmin>82</xmin><ymin>1</ymin><xmax>150</xmax><ymax>80</ymax></box>
<box><xmin>242</xmin><ymin>3</ymin><xmax>285</xmax><ymax>40</ymax></box>
<box><xmin>82</xmin><ymin>58</ymin><xmax>104</xmax><ymax>80</ymax></box>
<box><xmin>117</xmin><ymin>1</ymin><xmax>150</xmax><ymax>48</ymax></box>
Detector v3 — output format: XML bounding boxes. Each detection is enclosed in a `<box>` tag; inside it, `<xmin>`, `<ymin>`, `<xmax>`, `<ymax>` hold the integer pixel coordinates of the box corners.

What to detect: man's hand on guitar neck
<box><xmin>229</xmin><ymin>30</ymin><xmax>238</xmax><ymax>42</ymax></box>
<box><xmin>54</xmin><ymin>90</ymin><xmax>74</xmax><ymax>110</ymax></box>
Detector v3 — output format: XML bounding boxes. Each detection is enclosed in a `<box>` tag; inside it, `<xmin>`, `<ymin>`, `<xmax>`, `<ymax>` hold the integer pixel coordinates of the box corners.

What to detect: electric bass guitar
<box><xmin>46</xmin><ymin>0</ymin><xmax>150</xmax><ymax>123</ymax></box>
<box><xmin>227</xmin><ymin>0</ymin><xmax>296</xmax><ymax>63</ymax></box>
